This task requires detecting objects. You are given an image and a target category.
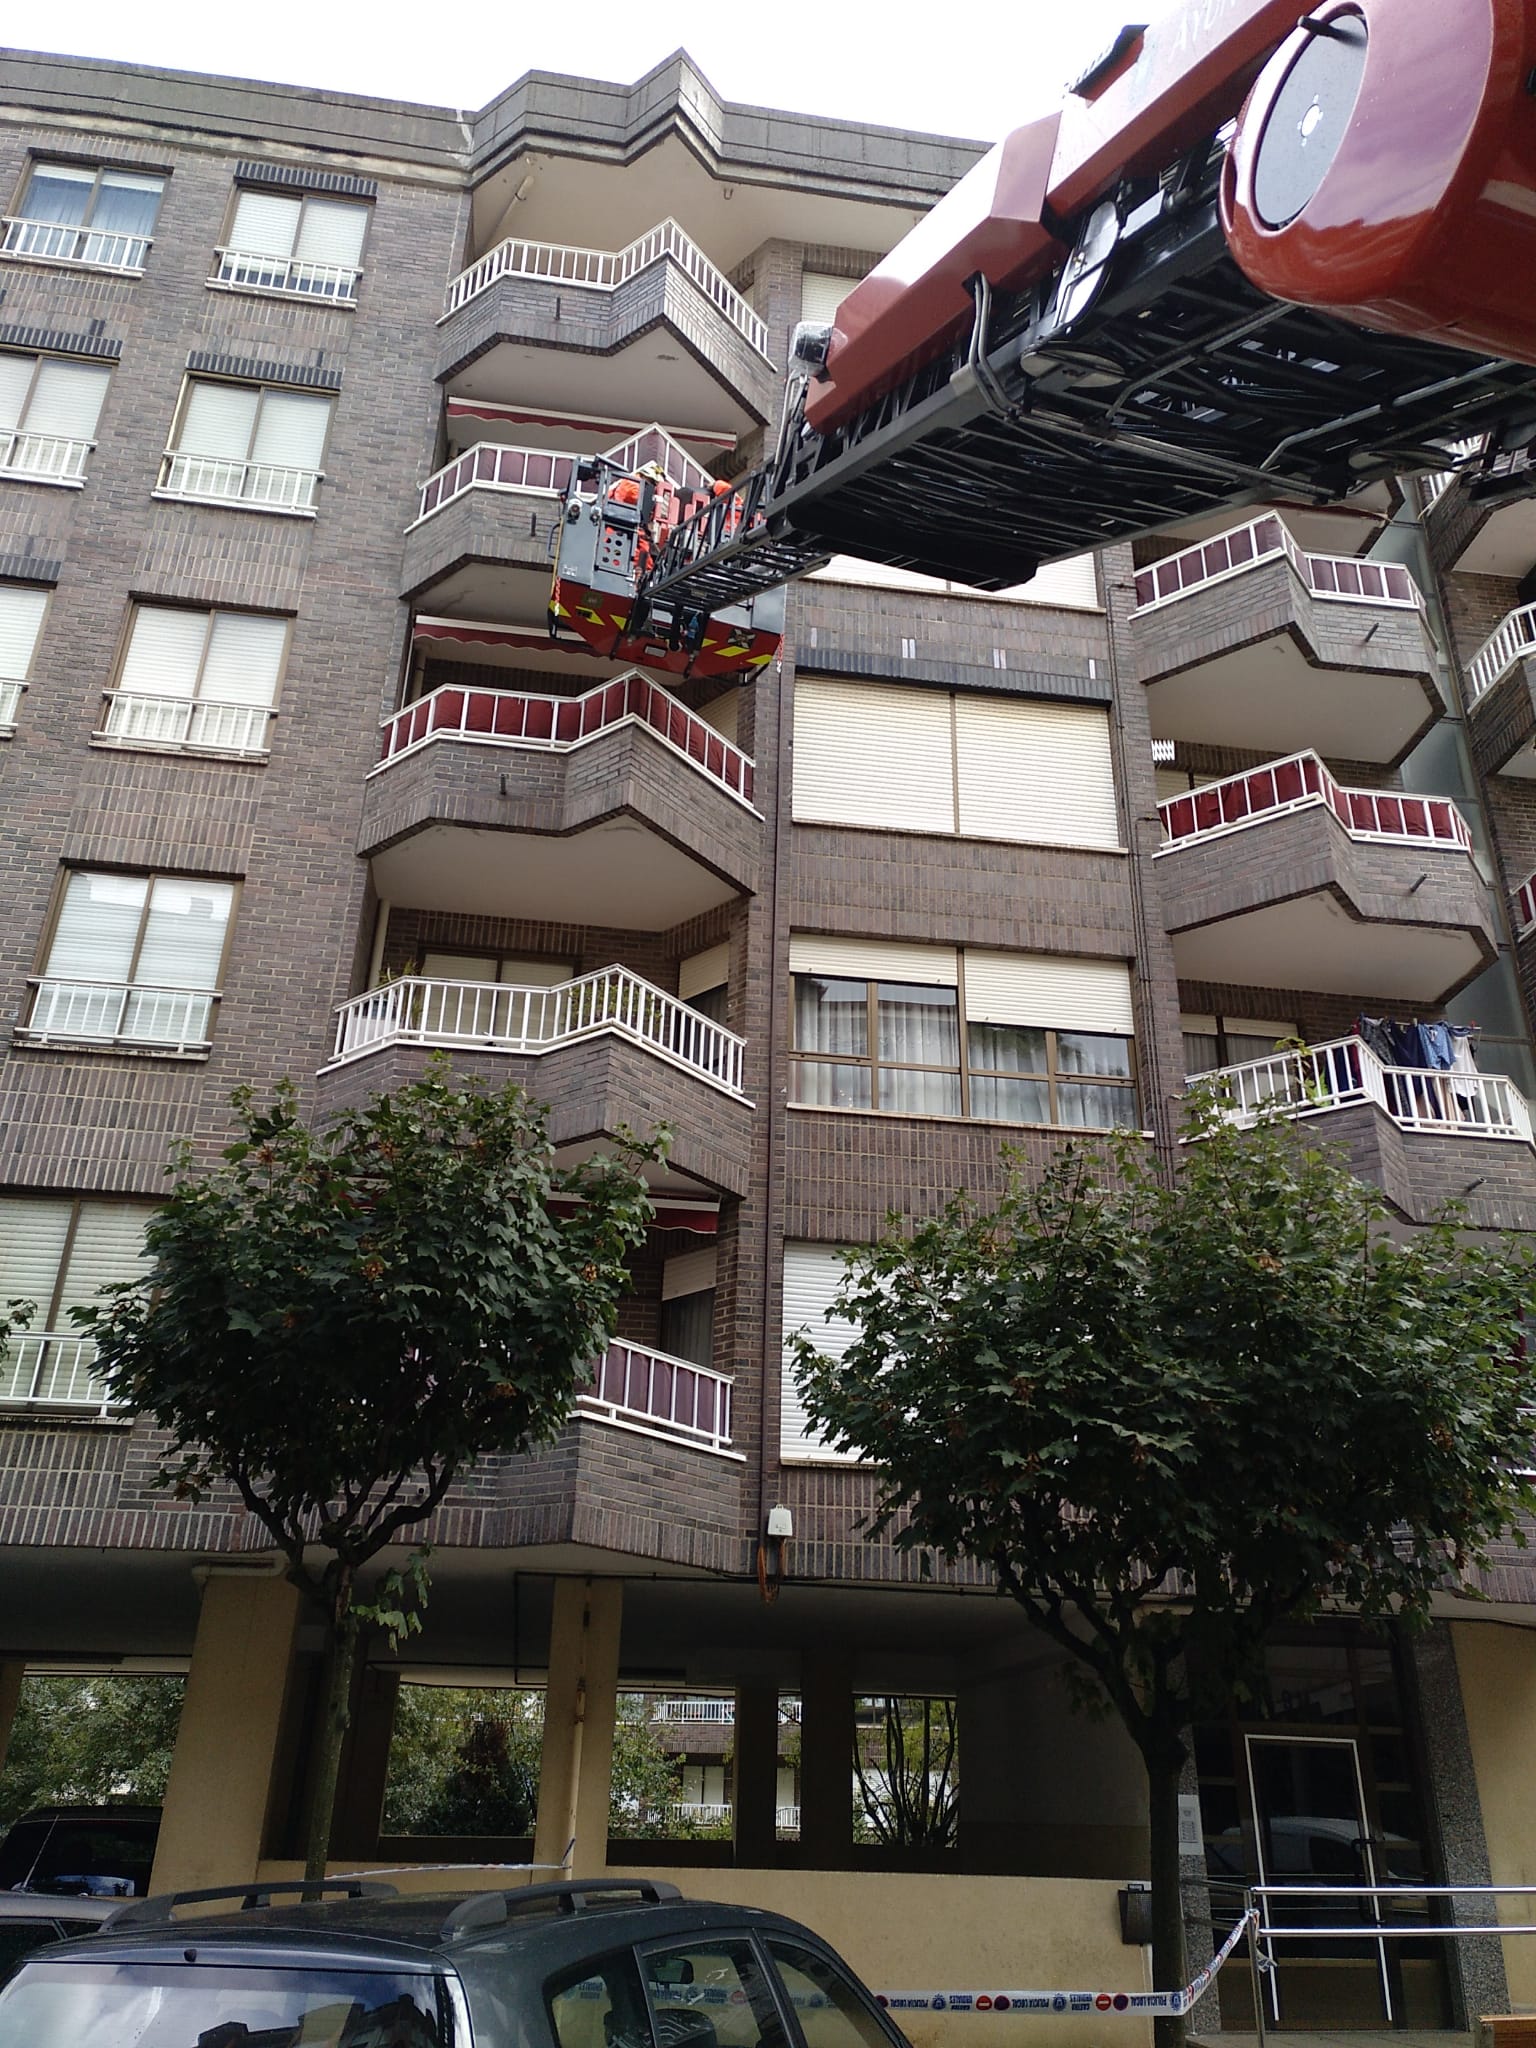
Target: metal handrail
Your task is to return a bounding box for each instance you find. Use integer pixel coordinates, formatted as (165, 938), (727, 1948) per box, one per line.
(212, 246), (359, 301)
(23, 978), (218, 1052)
(99, 692), (275, 754)
(0, 1331), (119, 1414)
(442, 216), (772, 360)
(1192, 1036), (1532, 1143)
(1, 215), (150, 270)
(374, 672), (755, 806)
(1157, 750), (1472, 853)
(0, 679), (23, 726)
(577, 1337), (734, 1452)
(158, 450), (320, 512)
(0, 430), (93, 482)
(413, 427), (719, 525)
(1132, 511), (1422, 613)
(328, 965), (748, 1098)
(1468, 602), (1536, 701)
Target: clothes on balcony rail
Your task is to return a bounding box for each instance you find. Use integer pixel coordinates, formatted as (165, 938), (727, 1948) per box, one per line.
(1356, 1015), (1485, 1123)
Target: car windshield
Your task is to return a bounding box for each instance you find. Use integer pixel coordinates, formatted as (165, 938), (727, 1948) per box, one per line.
(0, 1961), (447, 2047)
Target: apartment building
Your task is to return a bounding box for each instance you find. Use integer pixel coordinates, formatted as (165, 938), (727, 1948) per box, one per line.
(2, 39), (1536, 2035)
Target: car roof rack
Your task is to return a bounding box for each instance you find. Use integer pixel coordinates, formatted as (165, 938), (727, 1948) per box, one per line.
(442, 1878), (683, 1941)
(105, 1878), (399, 1926)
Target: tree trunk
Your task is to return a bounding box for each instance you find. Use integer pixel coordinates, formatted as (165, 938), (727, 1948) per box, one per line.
(303, 1611), (360, 1883)
(1147, 1742), (1189, 2048)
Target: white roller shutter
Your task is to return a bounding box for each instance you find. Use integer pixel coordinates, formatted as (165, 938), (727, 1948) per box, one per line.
(294, 199), (368, 269)
(662, 1246), (717, 1300)
(419, 953), (572, 986)
(793, 679), (954, 834)
(119, 608), (207, 699)
(780, 1242), (866, 1464)
(24, 361), (109, 439)
(995, 555), (1100, 609)
(697, 693), (738, 744)
(963, 951), (1135, 1034)
(56, 1202), (152, 1318)
(679, 944), (730, 1000)
(47, 871), (147, 981)
(228, 190), (301, 258)
(789, 935), (957, 986)
(800, 272), (851, 327)
(953, 698), (1120, 850)
(134, 878), (234, 989)
(252, 390), (331, 471)
(179, 381), (259, 459)
(0, 586), (47, 680)
(0, 1197), (73, 1313)
(0, 355), (34, 432)
(200, 613), (287, 706)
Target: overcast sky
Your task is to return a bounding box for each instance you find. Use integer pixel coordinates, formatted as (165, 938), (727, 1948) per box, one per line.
(13, 0), (1174, 143)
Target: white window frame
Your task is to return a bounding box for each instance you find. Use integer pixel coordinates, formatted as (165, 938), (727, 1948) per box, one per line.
(211, 186), (369, 305)
(2, 160), (163, 274)
(98, 604), (291, 757)
(156, 376), (333, 516)
(0, 1194), (153, 1414)
(0, 351), (111, 487)
(0, 581), (50, 732)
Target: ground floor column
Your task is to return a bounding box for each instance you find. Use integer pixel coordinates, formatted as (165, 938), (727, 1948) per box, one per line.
(1450, 1621), (1536, 2012)
(0, 1660), (24, 1776)
(533, 1577), (623, 1879)
(150, 1568), (303, 1895)
(732, 1680), (780, 1866)
(798, 1646), (854, 1866)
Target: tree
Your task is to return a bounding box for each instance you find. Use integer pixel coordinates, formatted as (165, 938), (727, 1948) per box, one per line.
(793, 1102), (1536, 2046)
(81, 1063), (662, 1879)
(853, 1695), (958, 1850)
(383, 1685), (543, 1838)
(0, 1676), (185, 1830)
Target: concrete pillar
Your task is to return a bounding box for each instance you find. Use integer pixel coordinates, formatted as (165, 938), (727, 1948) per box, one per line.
(150, 1569), (303, 1895)
(0, 1661), (24, 1777)
(732, 1680), (780, 1867)
(331, 1667), (400, 1859)
(1450, 1622), (1536, 2012)
(533, 1577), (622, 1879)
(798, 1647), (853, 1867)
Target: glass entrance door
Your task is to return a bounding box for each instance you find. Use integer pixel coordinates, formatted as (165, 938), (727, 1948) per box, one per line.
(1246, 1734), (1393, 2028)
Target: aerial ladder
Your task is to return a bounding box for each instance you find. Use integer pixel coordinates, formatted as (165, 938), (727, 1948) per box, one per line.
(552, 0), (1536, 679)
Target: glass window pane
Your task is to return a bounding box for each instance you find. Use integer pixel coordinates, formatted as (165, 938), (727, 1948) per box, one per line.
(793, 976), (867, 1057)
(967, 1021), (1047, 1075)
(878, 1067), (961, 1116)
(875, 981), (957, 1066)
(1057, 1082), (1138, 1129)
(46, 871), (146, 982)
(546, 1954), (653, 2048)
(90, 174), (162, 239)
(1225, 1032), (1289, 1066)
(764, 1942), (892, 2048)
(791, 1060), (872, 1111)
(1056, 1031), (1133, 1078)
(640, 1938), (788, 2048)
(21, 165), (92, 225)
(135, 879), (233, 989)
(1183, 1031), (1221, 1075)
(969, 1074), (1050, 1124)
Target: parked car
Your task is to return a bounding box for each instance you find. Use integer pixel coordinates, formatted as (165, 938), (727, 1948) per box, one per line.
(0, 1892), (121, 1985)
(0, 1805), (159, 1899)
(0, 1875), (908, 2048)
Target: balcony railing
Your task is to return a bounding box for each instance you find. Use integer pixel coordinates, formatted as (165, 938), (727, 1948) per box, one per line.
(2, 215), (149, 271)
(213, 247), (359, 301)
(328, 965), (747, 1097)
(577, 1338), (734, 1453)
(1, 430), (93, 483)
(23, 979), (217, 1051)
(442, 216), (772, 361)
(664, 1803), (732, 1826)
(1157, 751), (1472, 855)
(0, 1332), (118, 1414)
(1193, 1037), (1533, 1143)
(376, 673), (756, 806)
(658, 1698), (736, 1723)
(1467, 603), (1536, 702)
(0, 679), (22, 727)
(1132, 512), (1422, 613)
(98, 692), (274, 754)
(1516, 872), (1536, 937)
(413, 427), (718, 525)
(157, 450), (319, 512)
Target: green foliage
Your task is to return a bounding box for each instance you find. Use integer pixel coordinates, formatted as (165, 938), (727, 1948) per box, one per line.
(0, 1676), (184, 1830)
(383, 1687), (542, 1837)
(853, 1696), (958, 1850)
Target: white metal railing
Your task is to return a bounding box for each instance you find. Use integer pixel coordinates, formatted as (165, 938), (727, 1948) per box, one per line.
(2, 216), (150, 270)
(1132, 511), (1422, 613)
(157, 450), (319, 512)
(577, 1338), (735, 1452)
(658, 1698), (735, 1723)
(413, 426), (718, 525)
(1517, 870), (1536, 937)
(376, 672), (755, 805)
(24, 979), (217, 1051)
(213, 247), (359, 301)
(1193, 1036), (1533, 1142)
(664, 1803), (732, 1826)
(99, 692), (274, 754)
(328, 966), (747, 1097)
(1468, 602), (1536, 702)
(442, 216), (772, 360)
(0, 679), (22, 727)
(0, 1332), (118, 1414)
(1, 430), (93, 482)
(776, 1806), (801, 1832)
(1157, 750), (1472, 854)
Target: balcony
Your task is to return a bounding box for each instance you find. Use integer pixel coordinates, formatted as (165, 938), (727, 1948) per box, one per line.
(1194, 1039), (1536, 1228)
(1, 430), (92, 487)
(1424, 438), (1536, 576)
(1156, 754), (1495, 1000)
(1131, 515), (1440, 763)
(1, 215), (149, 272)
(155, 450), (319, 515)
(0, 1331), (117, 1416)
(19, 979), (217, 1053)
(211, 246), (358, 303)
(412, 427), (716, 527)
(361, 675), (760, 924)
(579, 1338), (736, 1457)
(95, 693), (274, 758)
(0, 678), (21, 731)
(1465, 605), (1536, 778)
(437, 219), (774, 441)
(317, 970), (752, 1197)
(1516, 871), (1536, 938)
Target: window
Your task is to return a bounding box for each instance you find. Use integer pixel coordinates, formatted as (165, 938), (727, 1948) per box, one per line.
(638, 1939), (787, 2048)
(792, 679), (1120, 849)
(1183, 1014), (1299, 1077)
(789, 938), (1138, 1129)
(4, 161), (162, 270)
(158, 378), (333, 512)
(101, 605), (288, 754)
(545, 1953), (653, 2048)
(763, 1941), (894, 2048)
(0, 352), (111, 483)
(660, 1247), (717, 1368)
(0, 1195), (151, 1408)
(27, 869), (235, 1051)
(215, 188), (368, 302)
(0, 583), (48, 730)
(781, 1243), (865, 1464)
(679, 942), (728, 1026)
(800, 271), (851, 327)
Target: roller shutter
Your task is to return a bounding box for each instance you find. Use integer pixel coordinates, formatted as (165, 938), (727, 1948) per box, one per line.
(780, 1242), (866, 1464)
(792, 679), (954, 833)
(963, 951), (1135, 1033)
(789, 935), (957, 986)
(953, 697), (1119, 849)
